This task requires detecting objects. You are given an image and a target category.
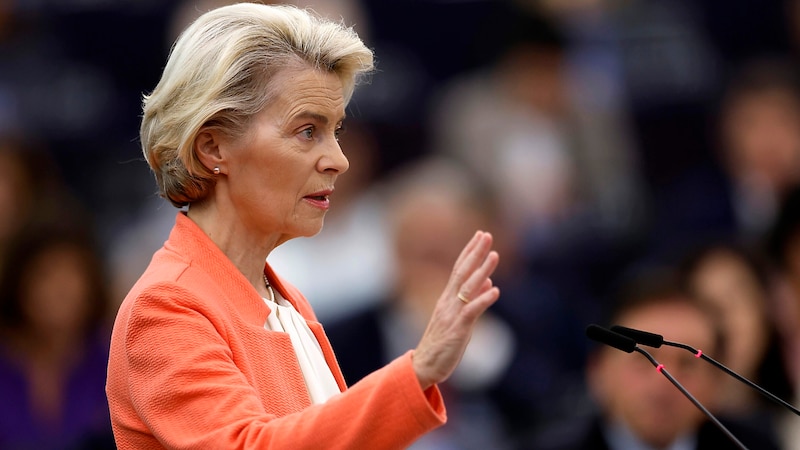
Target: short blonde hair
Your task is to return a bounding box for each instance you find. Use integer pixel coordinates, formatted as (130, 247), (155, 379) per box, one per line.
(141, 3), (374, 207)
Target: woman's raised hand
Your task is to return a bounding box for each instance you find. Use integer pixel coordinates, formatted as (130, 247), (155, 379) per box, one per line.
(412, 230), (501, 390)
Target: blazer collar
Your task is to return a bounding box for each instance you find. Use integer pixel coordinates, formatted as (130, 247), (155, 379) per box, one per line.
(165, 212), (275, 325)
(165, 212), (319, 325)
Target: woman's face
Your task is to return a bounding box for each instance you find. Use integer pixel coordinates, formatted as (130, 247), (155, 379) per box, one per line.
(217, 66), (349, 241)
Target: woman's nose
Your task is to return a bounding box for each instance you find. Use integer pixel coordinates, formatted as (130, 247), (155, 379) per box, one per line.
(319, 139), (349, 174)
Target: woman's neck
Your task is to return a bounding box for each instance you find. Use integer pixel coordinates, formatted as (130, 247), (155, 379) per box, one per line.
(187, 202), (277, 299)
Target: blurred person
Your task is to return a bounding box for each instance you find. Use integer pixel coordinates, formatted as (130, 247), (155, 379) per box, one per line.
(488, 242), (591, 441)
(429, 5), (645, 338)
(716, 59), (800, 239)
(430, 4), (644, 251)
(430, 10), (577, 247)
(0, 223), (114, 449)
(325, 156), (516, 449)
(528, 270), (781, 450)
(647, 58), (800, 260)
(766, 185), (800, 449)
(769, 186), (800, 380)
(680, 242), (792, 426)
(106, 4), (501, 449)
(325, 155), (591, 448)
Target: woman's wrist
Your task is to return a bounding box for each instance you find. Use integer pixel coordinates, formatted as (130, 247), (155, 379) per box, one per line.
(411, 350), (435, 391)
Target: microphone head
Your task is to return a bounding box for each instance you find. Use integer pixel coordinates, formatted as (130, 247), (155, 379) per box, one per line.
(611, 325), (664, 348)
(586, 324), (637, 353)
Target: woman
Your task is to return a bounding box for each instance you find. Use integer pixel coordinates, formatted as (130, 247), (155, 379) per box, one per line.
(105, 4), (501, 449)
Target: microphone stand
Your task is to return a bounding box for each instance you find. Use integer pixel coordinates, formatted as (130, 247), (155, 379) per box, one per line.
(662, 340), (800, 417)
(633, 346), (749, 450)
(587, 325), (750, 450)
(611, 324), (800, 417)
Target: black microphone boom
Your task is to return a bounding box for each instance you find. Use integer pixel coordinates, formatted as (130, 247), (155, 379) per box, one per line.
(586, 325), (749, 450)
(612, 324), (800, 417)
(611, 325), (664, 348)
(586, 324), (636, 353)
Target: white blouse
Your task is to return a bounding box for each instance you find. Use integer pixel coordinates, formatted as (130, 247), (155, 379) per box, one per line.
(262, 289), (341, 404)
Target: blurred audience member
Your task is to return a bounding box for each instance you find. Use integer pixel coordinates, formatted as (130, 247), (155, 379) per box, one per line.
(767, 185), (800, 449)
(680, 242), (792, 429)
(649, 58), (800, 260)
(325, 156), (516, 449)
(428, 6), (645, 336)
(0, 223), (114, 449)
(529, 270), (781, 450)
(430, 4), (644, 251)
(487, 242), (589, 441)
(769, 186), (800, 377)
(717, 59), (800, 239)
(428, 8), (569, 244)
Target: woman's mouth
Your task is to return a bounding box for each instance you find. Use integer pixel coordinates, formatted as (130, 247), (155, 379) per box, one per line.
(303, 190), (333, 210)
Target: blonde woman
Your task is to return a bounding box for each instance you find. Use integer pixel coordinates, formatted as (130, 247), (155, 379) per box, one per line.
(105, 3), (500, 449)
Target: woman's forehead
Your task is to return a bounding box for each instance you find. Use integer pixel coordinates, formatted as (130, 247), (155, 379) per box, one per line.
(266, 68), (345, 120)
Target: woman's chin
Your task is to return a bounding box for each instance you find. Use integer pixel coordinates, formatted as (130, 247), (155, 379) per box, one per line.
(293, 221), (325, 239)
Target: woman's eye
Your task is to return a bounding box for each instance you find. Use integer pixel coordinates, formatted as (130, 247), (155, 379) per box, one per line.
(301, 127), (314, 140)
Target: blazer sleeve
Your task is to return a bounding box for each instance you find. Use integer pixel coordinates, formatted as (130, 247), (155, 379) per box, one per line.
(118, 285), (446, 450)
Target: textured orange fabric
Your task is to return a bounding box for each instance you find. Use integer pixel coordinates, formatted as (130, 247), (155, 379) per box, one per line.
(106, 212), (446, 449)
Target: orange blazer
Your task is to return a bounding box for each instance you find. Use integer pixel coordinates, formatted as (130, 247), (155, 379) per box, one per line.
(106, 213), (446, 449)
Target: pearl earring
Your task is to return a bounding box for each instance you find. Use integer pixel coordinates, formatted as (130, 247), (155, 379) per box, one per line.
(213, 166), (220, 175)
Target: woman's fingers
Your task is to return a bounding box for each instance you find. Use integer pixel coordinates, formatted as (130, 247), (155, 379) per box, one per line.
(412, 230), (501, 389)
(453, 233), (499, 311)
(461, 277), (498, 307)
(452, 230), (484, 270)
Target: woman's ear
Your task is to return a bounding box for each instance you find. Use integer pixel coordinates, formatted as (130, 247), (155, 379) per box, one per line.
(194, 128), (224, 174)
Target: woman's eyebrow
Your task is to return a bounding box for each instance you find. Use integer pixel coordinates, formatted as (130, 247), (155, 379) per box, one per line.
(292, 111), (346, 125)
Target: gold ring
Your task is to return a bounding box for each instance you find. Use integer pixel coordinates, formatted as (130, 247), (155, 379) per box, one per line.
(457, 292), (470, 304)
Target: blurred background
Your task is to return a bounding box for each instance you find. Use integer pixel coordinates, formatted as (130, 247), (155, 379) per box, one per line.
(2, 0), (800, 448)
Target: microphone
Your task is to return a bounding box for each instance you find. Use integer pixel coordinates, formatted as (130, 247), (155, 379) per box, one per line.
(612, 325), (800, 417)
(586, 324), (636, 353)
(586, 324), (749, 450)
(610, 325), (663, 347)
